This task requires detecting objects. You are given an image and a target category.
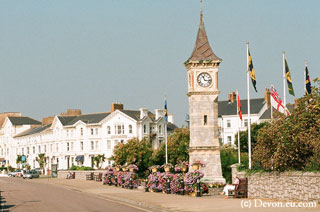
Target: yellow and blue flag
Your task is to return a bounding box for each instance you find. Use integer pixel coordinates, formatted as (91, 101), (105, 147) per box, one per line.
(248, 49), (257, 92)
(305, 66), (312, 95)
(284, 58), (295, 96)
(164, 98), (168, 124)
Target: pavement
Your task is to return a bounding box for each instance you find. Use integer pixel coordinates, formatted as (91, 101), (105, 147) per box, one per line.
(28, 178), (320, 212)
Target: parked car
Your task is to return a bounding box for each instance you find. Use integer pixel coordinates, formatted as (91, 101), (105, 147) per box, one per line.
(33, 168), (42, 175)
(8, 169), (23, 177)
(23, 170), (40, 179)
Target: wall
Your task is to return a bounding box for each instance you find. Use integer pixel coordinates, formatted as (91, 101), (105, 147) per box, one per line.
(248, 172), (320, 201)
(58, 170), (105, 180)
(231, 165), (320, 201)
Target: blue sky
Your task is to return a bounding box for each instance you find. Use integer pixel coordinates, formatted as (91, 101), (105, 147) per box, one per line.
(0, 0), (319, 126)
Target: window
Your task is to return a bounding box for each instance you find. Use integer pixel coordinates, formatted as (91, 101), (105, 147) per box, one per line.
(81, 128), (83, 136)
(91, 128), (94, 135)
(204, 115), (207, 125)
(107, 140), (111, 149)
(227, 136), (232, 143)
(114, 140), (118, 146)
(95, 128), (98, 135)
(120, 140), (124, 144)
(91, 141), (94, 150)
(22, 148), (24, 155)
(158, 125), (162, 134)
(67, 143), (70, 151)
(129, 125), (132, 134)
(38, 145), (41, 153)
(56, 143), (59, 152)
(244, 119), (248, 127)
(143, 125), (146, 134)
(159, 139), (163, 145)
(50, 144), (53, 152)
(150, 126), (152, 134)
(71, 142), (74, 151)
(107, 126), (111, 134)
(80, 141), (83, 151)
(66, 130), (69, 137)
(33, 146), (35, 154)
(227, 120), (231, 128)
(95, 141), (99, 150)
(44, 145), (47, 153)
(117, 125), (121, 134)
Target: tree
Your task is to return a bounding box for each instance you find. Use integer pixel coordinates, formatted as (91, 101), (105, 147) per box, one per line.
(235, 122), (268, 153)
(94, 154), (105, 169)
(16, 155), (23, 169)
(152, 128), (189, 166)
(110, 137), (153, 177)
(253, 78), (320, 171)
(36, 153), (46, 174)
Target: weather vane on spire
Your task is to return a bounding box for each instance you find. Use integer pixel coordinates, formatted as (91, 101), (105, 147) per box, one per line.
(200, 0), (203, 23)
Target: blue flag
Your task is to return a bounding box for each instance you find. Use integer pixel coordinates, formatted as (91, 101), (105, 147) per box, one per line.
(164, 99), (168, 124)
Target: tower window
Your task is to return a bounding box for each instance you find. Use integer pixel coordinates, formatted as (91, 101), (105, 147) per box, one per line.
(204, 115), (207, 125)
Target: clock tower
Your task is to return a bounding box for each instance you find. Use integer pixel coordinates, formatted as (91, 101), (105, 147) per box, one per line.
(184, 10), (225, 183)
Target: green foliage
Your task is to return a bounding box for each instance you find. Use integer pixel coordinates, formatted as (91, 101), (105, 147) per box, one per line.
(16, 155), (23, 167)
(110, 137), (154, 177)
(152, 128), (190, 166)
(36, 153), (46, 174)
(220, 145), (248, 183)
(253, 79), (320, 171)
(70, 165), (94, 171)
(235, 122), (268, 153)
(93, 154), (105, 169)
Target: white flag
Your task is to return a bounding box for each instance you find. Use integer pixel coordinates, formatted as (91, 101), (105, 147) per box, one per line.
(270, 85), (290, 116)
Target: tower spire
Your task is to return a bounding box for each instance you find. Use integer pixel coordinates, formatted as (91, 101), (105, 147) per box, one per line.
(185, 0), (221, 64)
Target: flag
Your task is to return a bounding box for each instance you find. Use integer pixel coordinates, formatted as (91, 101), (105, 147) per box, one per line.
(237, 92), (243, 120)
(248, 49), (257, 92)
(305, 66), (312, 95)
(164, 98), (168, 124)
(270, 85), (290, 116)
(284, 57), (295, 96)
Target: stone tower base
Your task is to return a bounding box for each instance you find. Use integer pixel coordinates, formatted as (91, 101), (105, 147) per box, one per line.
(189, 146), (226, 184)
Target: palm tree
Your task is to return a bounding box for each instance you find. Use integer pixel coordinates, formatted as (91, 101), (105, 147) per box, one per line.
(16, 155), (23, 169)
(94, 154), (105, 169)
(36, 153), (46, 175)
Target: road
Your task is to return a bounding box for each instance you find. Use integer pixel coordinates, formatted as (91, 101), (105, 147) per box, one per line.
(0, 177), (148, 212)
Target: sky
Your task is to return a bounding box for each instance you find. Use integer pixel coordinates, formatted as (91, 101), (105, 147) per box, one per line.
(0, 0), (319, 127)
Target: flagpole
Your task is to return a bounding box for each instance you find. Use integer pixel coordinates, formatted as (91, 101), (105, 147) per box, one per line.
(236, 89), (241, 164)
(304, 60), (307, 95)
(164, 96), (168, 164)
(246, 42), (251, 169)
(283, 51), (286, 107)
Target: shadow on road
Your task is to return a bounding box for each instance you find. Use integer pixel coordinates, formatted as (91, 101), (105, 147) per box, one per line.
(1, 195), (16, 212)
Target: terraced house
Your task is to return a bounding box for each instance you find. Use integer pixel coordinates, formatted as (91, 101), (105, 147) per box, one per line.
(0, 103), (176, 173)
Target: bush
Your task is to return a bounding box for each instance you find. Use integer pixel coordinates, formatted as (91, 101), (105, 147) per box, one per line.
(253, 78), (320, 171)
(70, 165), (94, 171)
(220, 145), (249, 183)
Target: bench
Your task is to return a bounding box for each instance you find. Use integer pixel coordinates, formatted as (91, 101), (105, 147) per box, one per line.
(86, 172), (94, 180)
(228, 178), (247, 198)
(94, 173), (103, 182)
(66, 172), (75, 179)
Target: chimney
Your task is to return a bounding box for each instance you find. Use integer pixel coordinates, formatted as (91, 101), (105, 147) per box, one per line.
(264, 88), (271, 108)
(60, 109), (82, 116)
(168, 114), (174, 124)
(140, 108), (148, 119)
(228, 93), (232, 103)
(231, 92), (236, 103)
(42, 116), (54, 126)
(111, 103), (124, 112)
(155, 109), (164, 120)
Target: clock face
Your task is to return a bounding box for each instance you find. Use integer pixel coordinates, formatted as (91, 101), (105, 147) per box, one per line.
(197, 72), (212, 87)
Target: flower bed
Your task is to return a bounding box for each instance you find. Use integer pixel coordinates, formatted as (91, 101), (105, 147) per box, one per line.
(102, 165), (140, 189)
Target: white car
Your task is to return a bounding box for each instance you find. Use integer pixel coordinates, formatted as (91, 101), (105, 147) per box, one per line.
(23, 170), (40, 179)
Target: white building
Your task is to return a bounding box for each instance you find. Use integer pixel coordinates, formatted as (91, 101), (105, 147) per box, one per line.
(218, 92), (271, 145)
(0, 103), (177, 172)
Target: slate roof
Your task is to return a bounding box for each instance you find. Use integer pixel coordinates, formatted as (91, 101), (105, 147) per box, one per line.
(60, 113), (110, 126)
(14, 124), (51, 138)
(120, 110), (155, 121)
(260, 107), (271, 120)
(218, 98), (266, 117)
(186, 13), (221, 63)
(167, 122), (178, 132)
(8, 117), (41, 126)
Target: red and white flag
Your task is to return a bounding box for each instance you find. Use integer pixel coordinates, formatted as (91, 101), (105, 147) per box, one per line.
(270, 85), (290, 116)
(237, 91), (243, 120)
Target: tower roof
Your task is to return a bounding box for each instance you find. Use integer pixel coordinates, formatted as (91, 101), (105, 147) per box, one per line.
(186, 13), (221, 63)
